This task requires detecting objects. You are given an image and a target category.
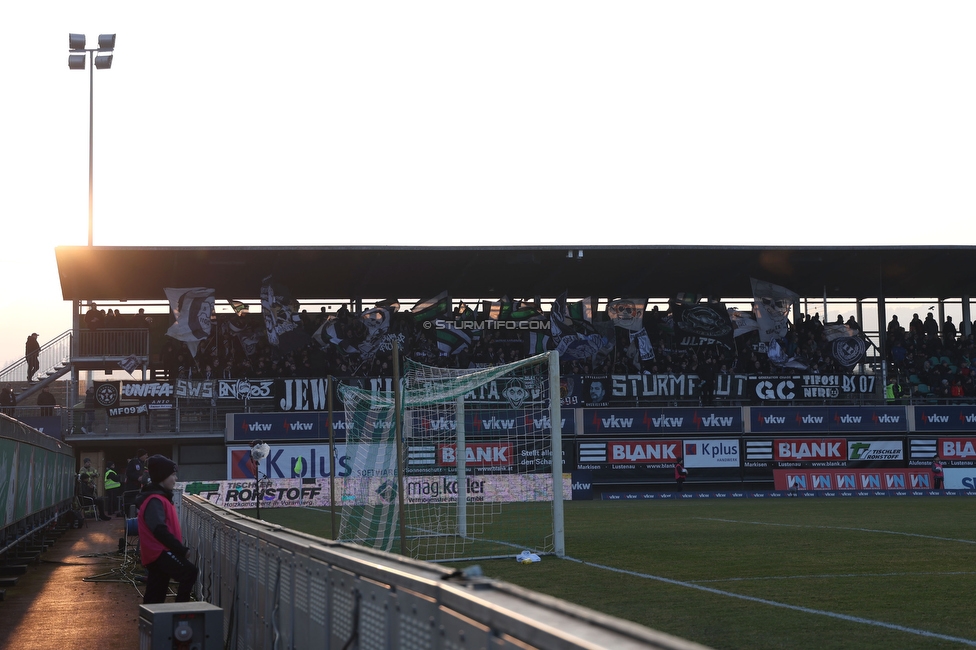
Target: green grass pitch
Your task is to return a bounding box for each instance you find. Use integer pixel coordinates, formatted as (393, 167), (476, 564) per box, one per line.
(240, 497), (976, 649)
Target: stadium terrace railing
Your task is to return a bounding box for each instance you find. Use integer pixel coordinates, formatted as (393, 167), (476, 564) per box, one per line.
(181, 494), (708, 650)
(44, 373), (968, 440)
(75, 327), (150, 359)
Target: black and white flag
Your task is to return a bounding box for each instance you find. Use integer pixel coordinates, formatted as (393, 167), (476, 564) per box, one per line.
(823, 323), (867, 368)
(164, 287), (215, 357)
(750, 278), (797, 343)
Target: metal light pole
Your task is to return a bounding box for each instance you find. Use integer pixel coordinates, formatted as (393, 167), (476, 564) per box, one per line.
(68, 33), (115, 246)
(68, 34), (115, 429)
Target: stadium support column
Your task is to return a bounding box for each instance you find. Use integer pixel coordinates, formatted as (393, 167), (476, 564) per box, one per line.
(963, 296), (972, 337)
(550, 351), (565, 558)
(877, 298), (887, 386)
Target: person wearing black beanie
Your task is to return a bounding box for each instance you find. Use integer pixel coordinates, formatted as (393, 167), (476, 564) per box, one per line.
(134, 455), (198, 603)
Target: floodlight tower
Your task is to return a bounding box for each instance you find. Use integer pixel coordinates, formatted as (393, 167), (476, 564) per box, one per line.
(68, 33), (115, 420)
(68, 33), (115, 247)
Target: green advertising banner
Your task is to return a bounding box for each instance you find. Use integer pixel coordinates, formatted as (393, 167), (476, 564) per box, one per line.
(0, 420), (74, 529)
(0, 438), (15, 528)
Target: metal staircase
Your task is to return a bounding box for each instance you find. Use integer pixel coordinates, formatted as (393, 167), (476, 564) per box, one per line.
(0, 331), (73, 398)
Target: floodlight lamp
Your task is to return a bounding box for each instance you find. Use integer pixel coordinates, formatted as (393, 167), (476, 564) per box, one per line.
(68, 54), (86, 71)
(94, 54), (113, 70)
(69, 34), (86, 51)
(97, 34), (116, 51)
(250, 440), (271, 463)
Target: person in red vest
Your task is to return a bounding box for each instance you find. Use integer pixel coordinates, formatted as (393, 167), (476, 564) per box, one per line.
(675, 457), (688, 492)
(136, 455), (198, 603)
(932, 456), (944, 490)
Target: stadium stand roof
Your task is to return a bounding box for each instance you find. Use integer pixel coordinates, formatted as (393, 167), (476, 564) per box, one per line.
(55, 245), (976, 302)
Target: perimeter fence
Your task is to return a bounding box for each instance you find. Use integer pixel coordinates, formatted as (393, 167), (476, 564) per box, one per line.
(181, 494), (706, 649)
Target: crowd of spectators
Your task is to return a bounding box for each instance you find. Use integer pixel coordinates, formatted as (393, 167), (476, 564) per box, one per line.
(85, 296), (976, 397)
(84, 303), (154, 330)
(886, 313), (976, 401)
(141, 304), (880, 381)
(87, 302), (976, 404)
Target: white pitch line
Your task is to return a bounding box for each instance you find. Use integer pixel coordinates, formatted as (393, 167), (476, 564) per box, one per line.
(564, 556), (976, 647)
(696, 517), (976, 545)
(691, 571), (976, 583)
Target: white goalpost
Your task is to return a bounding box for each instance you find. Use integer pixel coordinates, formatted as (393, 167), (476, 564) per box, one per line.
(336, 351), (565, 562)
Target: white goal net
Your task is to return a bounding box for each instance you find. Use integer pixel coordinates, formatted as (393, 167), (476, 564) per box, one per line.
(336, 351), (565, 562)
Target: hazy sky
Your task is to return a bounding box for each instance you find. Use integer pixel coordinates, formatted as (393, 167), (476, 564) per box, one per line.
(1, 2), (974, 368)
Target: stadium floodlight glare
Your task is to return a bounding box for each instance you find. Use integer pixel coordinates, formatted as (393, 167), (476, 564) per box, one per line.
(67, 33), (116, 247)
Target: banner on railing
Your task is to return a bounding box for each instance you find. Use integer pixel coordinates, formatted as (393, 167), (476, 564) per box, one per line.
(217, 378), (275, 400)
(175, 379), (215, 398)
(568, 373), (878, 404)
(750, 406), (907, 433)
(580, 407), (743, 435)
(228, 441), (564, 480)
(229, 408), (575, 442)
(773, 468), (933, 491)
(179, 474), (573, 509)
(576, 438), (740, 469)
(914, 406), (976, 432)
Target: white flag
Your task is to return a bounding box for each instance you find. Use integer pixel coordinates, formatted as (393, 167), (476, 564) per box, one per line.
(164, 287), (215, 357)
(750, 278), (797, 343)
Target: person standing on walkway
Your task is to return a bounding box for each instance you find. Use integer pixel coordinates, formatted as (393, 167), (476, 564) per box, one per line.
(82, 385), (96, 433)
(79, 457), (98, 484)
(136, 455), (198, 603)
(25, 333), (40, 382)
(0, 386), (16, 416)
(932, 456), (944, 490)
(675, 457), (688, 492)
(104, 461), (123, 516)
(37, 386), (57, 416)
